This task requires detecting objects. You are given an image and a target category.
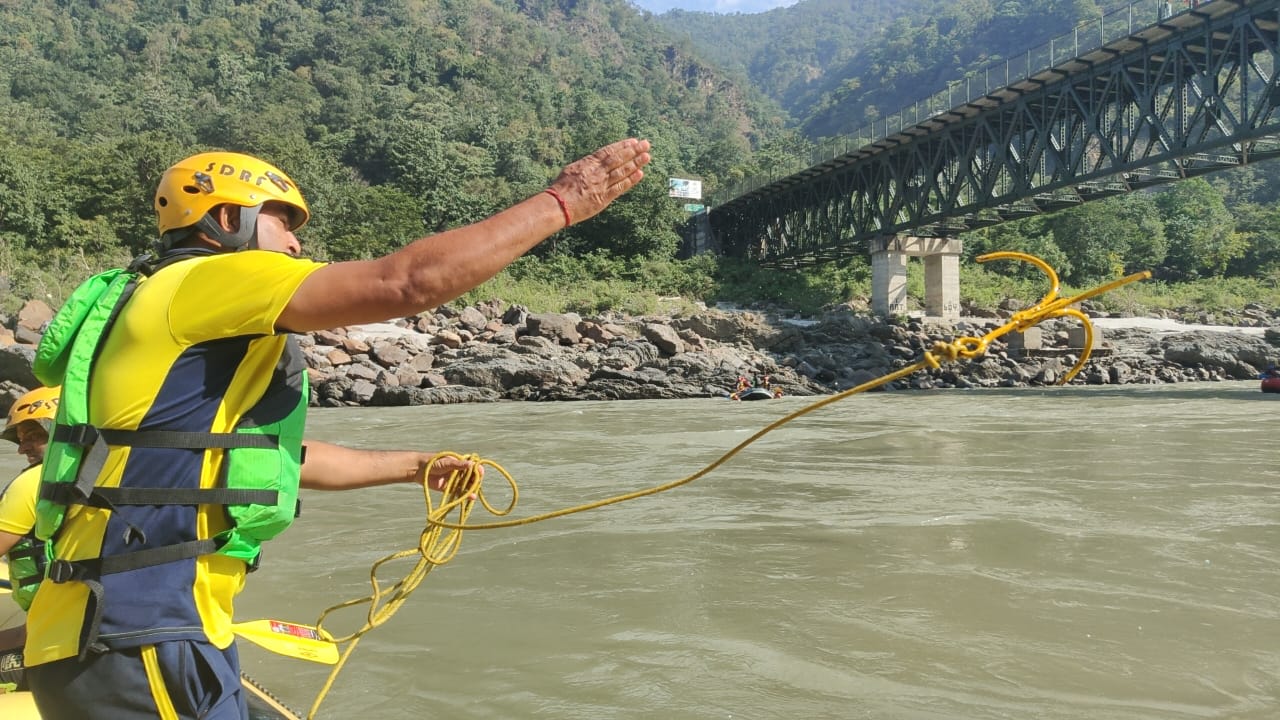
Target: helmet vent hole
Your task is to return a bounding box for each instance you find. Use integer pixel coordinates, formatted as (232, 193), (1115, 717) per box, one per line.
(181, 184), (203, 195)
(157, 197), (169, 208)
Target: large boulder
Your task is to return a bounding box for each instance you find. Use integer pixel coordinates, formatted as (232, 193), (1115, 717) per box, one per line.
(525, 313), (581, 346)
(443, 355), (588, 391)
(370, 385), (500, 405)
(0, 345), (38, 388)
(1161, 331), (1274, 379)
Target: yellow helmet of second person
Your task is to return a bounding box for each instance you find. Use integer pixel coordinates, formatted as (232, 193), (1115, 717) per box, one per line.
(2, 385), (60, 444)
(153, 151), (310, 251)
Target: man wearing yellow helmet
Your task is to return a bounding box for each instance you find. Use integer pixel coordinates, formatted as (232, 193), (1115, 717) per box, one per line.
(23, 138), (650, 719)
(0, 385), (58, 551)
(0, 386), (60, 689)
(0, 386), (58, 603)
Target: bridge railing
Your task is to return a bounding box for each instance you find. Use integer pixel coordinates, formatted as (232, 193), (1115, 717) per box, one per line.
(709, 0), (1204, 207)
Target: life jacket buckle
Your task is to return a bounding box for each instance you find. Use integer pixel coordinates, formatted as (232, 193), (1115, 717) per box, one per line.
(58, 423), (100, 447)
(47, 559), (82, 584)
(126, 253), (155, 275)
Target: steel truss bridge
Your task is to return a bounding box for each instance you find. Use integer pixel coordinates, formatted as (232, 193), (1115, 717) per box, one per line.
(705, 0), (1280, 268)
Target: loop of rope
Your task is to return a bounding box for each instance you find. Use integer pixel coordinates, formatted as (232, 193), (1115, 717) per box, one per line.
(299, 253), (1150, 718)
(305, 454), (507, 718)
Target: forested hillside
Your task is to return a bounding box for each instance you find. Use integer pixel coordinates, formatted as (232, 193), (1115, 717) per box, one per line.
(0, 0), (799, 305)
(5, 0), (1280, 316)
(799, 0), (1107, 137)
(649, 0), (912, 120)
(653, 0), (1118, 135)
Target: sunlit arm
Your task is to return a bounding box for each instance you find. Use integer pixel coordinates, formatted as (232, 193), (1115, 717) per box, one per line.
(298, 440), (476, 493)
(276, 138), (650, 333)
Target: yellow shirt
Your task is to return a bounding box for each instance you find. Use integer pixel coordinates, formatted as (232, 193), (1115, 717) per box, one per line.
(0, 465), (39, 536)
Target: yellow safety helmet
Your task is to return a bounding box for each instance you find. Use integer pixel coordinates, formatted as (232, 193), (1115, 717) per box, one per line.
(2, 385), (60, 444)
(154, 151), (310, 251)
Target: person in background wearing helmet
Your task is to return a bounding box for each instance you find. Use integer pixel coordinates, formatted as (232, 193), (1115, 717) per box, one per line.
(0, 386), (58, 595)
(0, 386), (60, 686)
(23, 138), (650, 719)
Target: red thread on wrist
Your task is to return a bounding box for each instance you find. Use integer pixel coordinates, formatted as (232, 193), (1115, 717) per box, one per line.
(544, 188), (572, 228)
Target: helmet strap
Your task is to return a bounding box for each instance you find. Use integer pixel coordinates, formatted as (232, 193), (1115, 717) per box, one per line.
(192, 204), (264, 251)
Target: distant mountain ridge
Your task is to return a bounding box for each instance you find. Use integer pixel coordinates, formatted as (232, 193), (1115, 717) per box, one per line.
(630, 0), (799, 14)
(650, 0), (914, 125)
(650, 0), (1131, 138)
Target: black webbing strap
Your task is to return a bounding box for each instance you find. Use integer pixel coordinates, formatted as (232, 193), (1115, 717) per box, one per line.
(102, 429), (278, 450)
(50, 539), (220, 579)
(53, 425), (279, 451)
(46, 539), (220, 661)
(50, 424), (280, 517)
(40, 484), (278, 508)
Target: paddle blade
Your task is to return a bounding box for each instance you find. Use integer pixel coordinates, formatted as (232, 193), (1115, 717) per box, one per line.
(232, 620), (339, 665)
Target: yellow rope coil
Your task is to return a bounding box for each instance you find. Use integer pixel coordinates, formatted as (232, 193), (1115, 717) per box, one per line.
(302, 252), (1150, 717)
(306, 456), (503, 718)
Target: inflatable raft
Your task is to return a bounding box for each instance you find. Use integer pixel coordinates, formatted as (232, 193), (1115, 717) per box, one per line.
(729, 385), (779, 401)
(0, 563), (301, 719)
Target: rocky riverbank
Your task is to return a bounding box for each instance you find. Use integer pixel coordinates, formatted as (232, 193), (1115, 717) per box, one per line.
(3, 297), (1279, 408)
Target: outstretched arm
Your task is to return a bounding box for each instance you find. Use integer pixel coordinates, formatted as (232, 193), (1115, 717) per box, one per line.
(299, 440), (480, 493)
(278, 138), (651, 333)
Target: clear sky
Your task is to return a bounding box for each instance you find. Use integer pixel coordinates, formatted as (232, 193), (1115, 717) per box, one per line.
(630, 0), (798, 14)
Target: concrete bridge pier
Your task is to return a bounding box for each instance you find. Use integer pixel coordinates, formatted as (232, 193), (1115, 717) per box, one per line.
(870, 236), (963, 319)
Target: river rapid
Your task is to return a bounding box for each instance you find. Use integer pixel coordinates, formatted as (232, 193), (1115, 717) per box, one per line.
(4, 383), (1277, 719)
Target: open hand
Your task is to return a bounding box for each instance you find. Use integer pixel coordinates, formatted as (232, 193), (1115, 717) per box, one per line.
(549, 138), (651, 225)
(419, 453), (484, 496)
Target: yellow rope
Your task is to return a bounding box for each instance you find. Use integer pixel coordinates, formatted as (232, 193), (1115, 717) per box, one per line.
(302, 253), (1149, 717)
(305, 457), (504, 718)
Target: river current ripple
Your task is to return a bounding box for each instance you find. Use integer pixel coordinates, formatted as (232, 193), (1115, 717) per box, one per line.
(6, 383), (1275, 718)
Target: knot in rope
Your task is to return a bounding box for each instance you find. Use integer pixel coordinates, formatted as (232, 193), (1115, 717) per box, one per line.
(968, 252), (1150, 384)
(926, 336), (988, 368)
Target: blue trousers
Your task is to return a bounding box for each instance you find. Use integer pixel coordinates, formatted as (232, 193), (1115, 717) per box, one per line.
(27, 640), (248, 720)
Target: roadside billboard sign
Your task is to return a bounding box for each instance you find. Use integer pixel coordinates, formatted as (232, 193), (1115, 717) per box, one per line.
(668, 178), (702, 200)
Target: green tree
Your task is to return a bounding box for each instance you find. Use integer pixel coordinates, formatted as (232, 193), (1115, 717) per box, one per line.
(1227, 202), (1280, 279)
(963, 215), (1070, 280)
(0, 141), (53, 243)
(322, 184), (427, 260)
(1049, 199), (1144, 284)
(1155, 179), (1241, 279)
(1113, 193), (1167, 275)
